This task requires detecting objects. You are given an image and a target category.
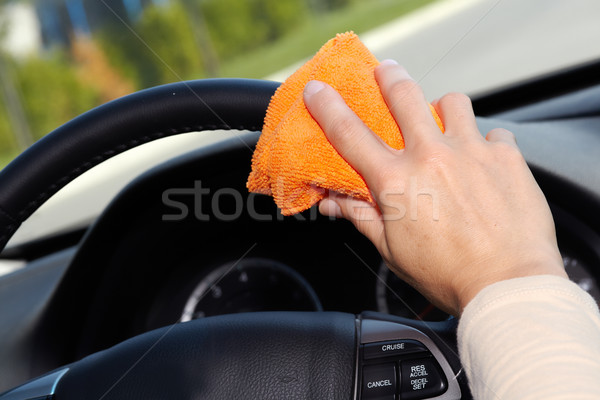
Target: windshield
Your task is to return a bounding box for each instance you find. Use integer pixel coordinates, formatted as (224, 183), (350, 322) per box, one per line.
(0, 0), (599, 250)
(1, 0), (600, 169)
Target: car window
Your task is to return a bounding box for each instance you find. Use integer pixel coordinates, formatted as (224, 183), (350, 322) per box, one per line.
(1, 0), (599, 169)
(0, 0), (432, 168)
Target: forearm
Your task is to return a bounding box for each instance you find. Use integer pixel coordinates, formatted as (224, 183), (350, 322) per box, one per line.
(458, 275), (600, 399)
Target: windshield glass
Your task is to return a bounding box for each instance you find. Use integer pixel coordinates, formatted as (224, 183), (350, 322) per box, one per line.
(1, 0), (600, 169)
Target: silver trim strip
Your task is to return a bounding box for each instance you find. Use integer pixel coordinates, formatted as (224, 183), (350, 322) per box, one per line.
(361, 319), (461, 400)
(0, 368), (69, 400)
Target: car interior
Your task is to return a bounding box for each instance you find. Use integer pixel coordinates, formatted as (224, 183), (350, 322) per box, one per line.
(0, 57), (599, 399)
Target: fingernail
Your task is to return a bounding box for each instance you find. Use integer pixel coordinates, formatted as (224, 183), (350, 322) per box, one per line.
(378, 60), (413, 80)
(380, 59), (398, 66)
(304, 80), (326, 96)
(398, 65), (413, 79)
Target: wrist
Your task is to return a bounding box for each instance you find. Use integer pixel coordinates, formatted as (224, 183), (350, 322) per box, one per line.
(455, 253), (567, 315)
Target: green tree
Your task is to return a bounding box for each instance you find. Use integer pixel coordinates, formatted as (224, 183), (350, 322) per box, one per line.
(200, 0), (262, 60)
(0, 52), (32, 154)
(97, 0), (309, 84)
(0, 99), (18, 157)
(259, 0), (310, 40)
(98, 2), (205, 89)
(136, 2), (206, 84)
(201, 0), (308, 60)
(0, 5), (29, 160)
(15, 52), (101, 140)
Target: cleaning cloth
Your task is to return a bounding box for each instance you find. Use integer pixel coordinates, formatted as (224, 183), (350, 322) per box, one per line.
(247, 32), (444, 215)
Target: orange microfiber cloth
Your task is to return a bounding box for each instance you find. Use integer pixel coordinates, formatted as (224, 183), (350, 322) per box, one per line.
(247, 32), (444, 215)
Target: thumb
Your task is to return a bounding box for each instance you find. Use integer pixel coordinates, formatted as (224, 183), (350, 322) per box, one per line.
(319, 194), (386, 250)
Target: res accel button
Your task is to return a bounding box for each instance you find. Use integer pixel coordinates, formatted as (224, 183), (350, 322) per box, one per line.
(362, 363), (397, 399)
(363, 339), (428, 360)
(400, 358), (447, 400)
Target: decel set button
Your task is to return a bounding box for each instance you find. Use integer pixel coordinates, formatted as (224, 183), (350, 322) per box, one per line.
(400, 358), (447, 400)
(362, 363), (396, 399)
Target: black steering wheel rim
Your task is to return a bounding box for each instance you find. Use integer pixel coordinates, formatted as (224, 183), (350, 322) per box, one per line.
(0, 78), (280, 251)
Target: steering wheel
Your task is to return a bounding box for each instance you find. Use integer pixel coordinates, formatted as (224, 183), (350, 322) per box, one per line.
(0, 79), (467, 400)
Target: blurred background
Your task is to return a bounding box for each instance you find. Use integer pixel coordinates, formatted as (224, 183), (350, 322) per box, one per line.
(0, 0), (438, 168)
(2, 0), (600, 169)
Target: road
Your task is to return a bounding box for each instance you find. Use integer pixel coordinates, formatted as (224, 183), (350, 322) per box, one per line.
(269, 0), (600, 98)
(362, 0), (600, 99)
(4, 0), (600, 257)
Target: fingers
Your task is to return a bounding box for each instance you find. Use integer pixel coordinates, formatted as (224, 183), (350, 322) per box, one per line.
(319, 197), (342, 218)
(304, 80), (393, 185)
(432, 93), (480, 139)
(319, 194), (385, 247)
(375, 61), (441, 146)
(486, 128), (518, 147)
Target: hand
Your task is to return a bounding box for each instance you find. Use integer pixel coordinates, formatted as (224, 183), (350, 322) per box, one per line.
(303, 60), (567, 316)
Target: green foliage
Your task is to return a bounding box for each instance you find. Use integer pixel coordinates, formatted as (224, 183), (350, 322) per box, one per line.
(221, 0), (438, 79)
(97, 0), (308, 85)
(311, 0), (353, 12)
(200, 0), (257, 60)
(98, 2), (205, 88)
(135, 2), (206, 84)
(0, 100), (17, 155)
(96, 29), (147, 88)
(258, 0), (310, 40)
(201, 0), (308, 59)
(1, 0), (436, 168)
(0, 50), (101, 167)
(14, 52), (101, 140)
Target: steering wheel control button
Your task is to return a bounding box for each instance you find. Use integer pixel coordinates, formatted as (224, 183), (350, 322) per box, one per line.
(363, 339), (428, 360)
(362, 363), (397, 399)
(400, 358), (447, 400)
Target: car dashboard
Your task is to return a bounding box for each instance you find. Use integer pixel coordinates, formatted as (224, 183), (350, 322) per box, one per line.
(1, 64), (600, 394)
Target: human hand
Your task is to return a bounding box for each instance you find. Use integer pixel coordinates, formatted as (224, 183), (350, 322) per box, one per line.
(303, 60), (567, 316)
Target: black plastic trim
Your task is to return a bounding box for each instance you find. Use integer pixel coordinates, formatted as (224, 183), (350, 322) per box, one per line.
(472, 59), (600, 116)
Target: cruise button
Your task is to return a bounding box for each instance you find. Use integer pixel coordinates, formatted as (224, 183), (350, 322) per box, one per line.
(400, 358), (447, 400)
(363, 340), (428, 360)
(362, 363), (397, 399)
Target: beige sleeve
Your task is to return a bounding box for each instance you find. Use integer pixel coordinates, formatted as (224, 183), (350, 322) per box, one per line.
(458, 275), (600, 400)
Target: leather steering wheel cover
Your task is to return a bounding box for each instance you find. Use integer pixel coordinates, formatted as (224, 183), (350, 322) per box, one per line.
(0, 78), (279, 250)
(55, 312), (356, 400)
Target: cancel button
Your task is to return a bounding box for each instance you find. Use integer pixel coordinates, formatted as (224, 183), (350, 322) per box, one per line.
(362, 363), (396, 399)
